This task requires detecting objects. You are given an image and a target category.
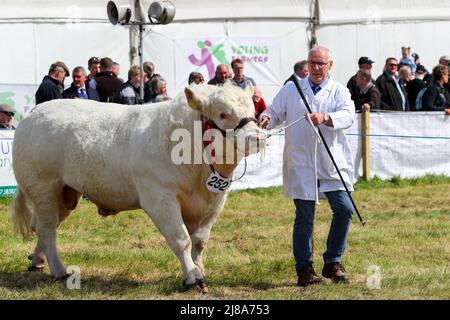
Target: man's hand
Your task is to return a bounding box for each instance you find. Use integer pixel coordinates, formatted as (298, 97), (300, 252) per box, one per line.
(310, 112), (325, 126)
(445, 108), (450, 116)
(361, 103), (371, 111)
(259, 115), (271, 129)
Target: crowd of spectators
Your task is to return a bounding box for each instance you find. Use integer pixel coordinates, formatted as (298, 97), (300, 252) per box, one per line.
(346, 47), (450, 115)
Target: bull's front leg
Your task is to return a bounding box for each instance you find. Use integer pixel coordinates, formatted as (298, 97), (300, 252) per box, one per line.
(190, 221), (215, 278)
(140, 195), (208, 293)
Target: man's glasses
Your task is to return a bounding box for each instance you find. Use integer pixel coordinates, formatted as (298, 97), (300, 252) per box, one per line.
(308, 60), (330, 69)
(388, 63), (398, 68)
(1, 111), (15, 117)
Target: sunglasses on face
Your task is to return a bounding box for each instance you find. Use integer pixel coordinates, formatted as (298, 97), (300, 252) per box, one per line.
(389, 63), (398, 67)
(1, 111), (14, 117)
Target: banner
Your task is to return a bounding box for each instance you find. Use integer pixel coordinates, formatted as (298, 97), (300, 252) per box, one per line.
(0, 130), (16, 197)
(0, 83), (38, 127)
(175, 37), (281, 89)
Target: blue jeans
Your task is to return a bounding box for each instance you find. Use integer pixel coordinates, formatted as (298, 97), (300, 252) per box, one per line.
(293, 190), (353, 274)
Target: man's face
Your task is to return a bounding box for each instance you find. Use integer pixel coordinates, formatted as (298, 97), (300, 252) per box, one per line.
(216, 66), (229, 83)
(385, 59), (398, 76)
(72, 71), (86, 88)
(112, 65), (120, 77)
(130, 73), (141, 88)
(359, 63), (372, 72)
(89, 63), (100, 76)
(295, 65), (309, 79)
(355, 73), (367, 89)
(308, 50), (333, 85)
(232, 62), (244, 79)
(0, 111), (14, 128)
(53, 69), (66, 83)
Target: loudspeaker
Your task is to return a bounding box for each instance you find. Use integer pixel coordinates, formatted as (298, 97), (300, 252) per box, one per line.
(107, 1), (132, 25)
(148, 1), (176, 25)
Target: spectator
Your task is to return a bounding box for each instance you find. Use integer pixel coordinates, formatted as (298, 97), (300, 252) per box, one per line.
(143, 61), (161, 102)
(347, 56), (375, 108)
(35, 61), (70, 105)
(63, 66), (90, 100)
(207, 64), (230, 86)
(86, 56), (101, 101)
(375, 57), (409, 111)
(252, 87), (267, 119)
(231, 58), (256, 89)
(0, 104), (16, 129)
(398, 65), (412, 96)
(355, 69), (380, 111)
(95, 57), (123, 102)
(188, 72), (204, 85)
(284, 60), (309, 85)
(149, 77), (170, 103)
(406, 64), (427, 109)
(422, 64), (450, 113)
(112, 61), (124, 82)
(399, 46), (416, 73)
(439, 55), (450, 100)
(113, 65), (141, 105)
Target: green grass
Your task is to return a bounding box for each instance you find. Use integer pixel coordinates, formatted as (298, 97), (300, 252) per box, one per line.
(0, 176), (449, 299)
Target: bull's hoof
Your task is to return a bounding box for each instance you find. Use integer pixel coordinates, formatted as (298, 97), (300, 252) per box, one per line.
(183, 278), (209, 294)
(27, 265), (44, 272)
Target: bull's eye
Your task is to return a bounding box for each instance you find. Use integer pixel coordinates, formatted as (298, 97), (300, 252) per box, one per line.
(220, 113), (229, 120)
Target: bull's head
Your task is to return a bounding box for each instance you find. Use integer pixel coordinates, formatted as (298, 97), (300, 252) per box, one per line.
(185, 82), (266, 164)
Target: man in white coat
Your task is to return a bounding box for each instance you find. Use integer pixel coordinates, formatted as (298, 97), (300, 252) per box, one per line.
(260, 46), (355, 287)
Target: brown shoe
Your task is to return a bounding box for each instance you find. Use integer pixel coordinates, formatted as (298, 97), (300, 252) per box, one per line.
(322, 262), (349, 284)
(297, 265), (325, 287)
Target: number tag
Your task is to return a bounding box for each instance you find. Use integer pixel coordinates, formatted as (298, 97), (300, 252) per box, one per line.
(206, 171), (232, 193)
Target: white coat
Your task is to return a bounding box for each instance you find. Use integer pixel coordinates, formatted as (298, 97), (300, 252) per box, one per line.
(263, 76), (355, 201)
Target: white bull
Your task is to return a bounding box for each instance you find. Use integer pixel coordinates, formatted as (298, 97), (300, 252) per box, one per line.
(11, 83), (265, 292)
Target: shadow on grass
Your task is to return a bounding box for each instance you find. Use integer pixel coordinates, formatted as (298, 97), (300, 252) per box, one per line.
(0, 270), (288, 297)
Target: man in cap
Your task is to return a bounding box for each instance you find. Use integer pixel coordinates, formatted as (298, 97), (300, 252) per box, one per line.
(35, 61), (70, 105)
(347, 56), (375, 109)
(406, 64), (427, 109)
(0, 104), (16, 129)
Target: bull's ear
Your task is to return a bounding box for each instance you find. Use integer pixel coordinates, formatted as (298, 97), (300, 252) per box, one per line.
(185, 87), (209, 111)
(245, 81), (254, 97)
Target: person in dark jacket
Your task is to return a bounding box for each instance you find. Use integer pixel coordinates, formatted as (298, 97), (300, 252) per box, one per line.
(95, 57), (123, 102)
(375, 57), (409, 111)
(355, 69), (380, 111)
(347, 56), (375, 108)
(63, 66), (91, 100)
(406, 64), (427, 110)
(35, 61), (70, 105)
(113, 65), (141, 105)
(422, 64), (450, 113)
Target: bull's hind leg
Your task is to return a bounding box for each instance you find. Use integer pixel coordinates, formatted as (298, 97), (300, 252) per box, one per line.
(140, 195), (208, 293)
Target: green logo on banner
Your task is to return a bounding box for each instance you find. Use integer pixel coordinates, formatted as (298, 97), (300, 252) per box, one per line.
(0, 186), (16, 198)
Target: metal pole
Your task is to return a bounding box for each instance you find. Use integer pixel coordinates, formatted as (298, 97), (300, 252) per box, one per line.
(138, 23), (144, 103)
(289, 75), (365, 226)
(362, 109), (371, 180)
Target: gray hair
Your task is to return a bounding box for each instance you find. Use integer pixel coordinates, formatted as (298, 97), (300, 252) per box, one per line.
(308, 46), (332, 61)
(72, 66), (86, 75)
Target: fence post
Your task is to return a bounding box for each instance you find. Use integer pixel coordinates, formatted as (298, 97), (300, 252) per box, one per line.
(362, 109), (371, 180)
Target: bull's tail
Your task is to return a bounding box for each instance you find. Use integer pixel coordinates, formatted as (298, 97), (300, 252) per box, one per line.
(10, 187), (33, 240)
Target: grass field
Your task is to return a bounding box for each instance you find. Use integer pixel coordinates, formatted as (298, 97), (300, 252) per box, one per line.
(0, 176), (449, 300)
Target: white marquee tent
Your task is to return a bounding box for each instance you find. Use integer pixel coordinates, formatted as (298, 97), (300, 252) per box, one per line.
(1, 0), (450, 111)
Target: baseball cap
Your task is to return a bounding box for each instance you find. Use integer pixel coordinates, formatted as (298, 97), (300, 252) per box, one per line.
(439, 55), (450, 64)
(415, 64), (426, 74)
(358, 56), (375, 65)
(0, 104), (16, 113)
(50, 61), (70, 77)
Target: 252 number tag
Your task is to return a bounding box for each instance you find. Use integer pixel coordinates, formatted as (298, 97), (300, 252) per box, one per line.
(206, 171), (231, 193)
